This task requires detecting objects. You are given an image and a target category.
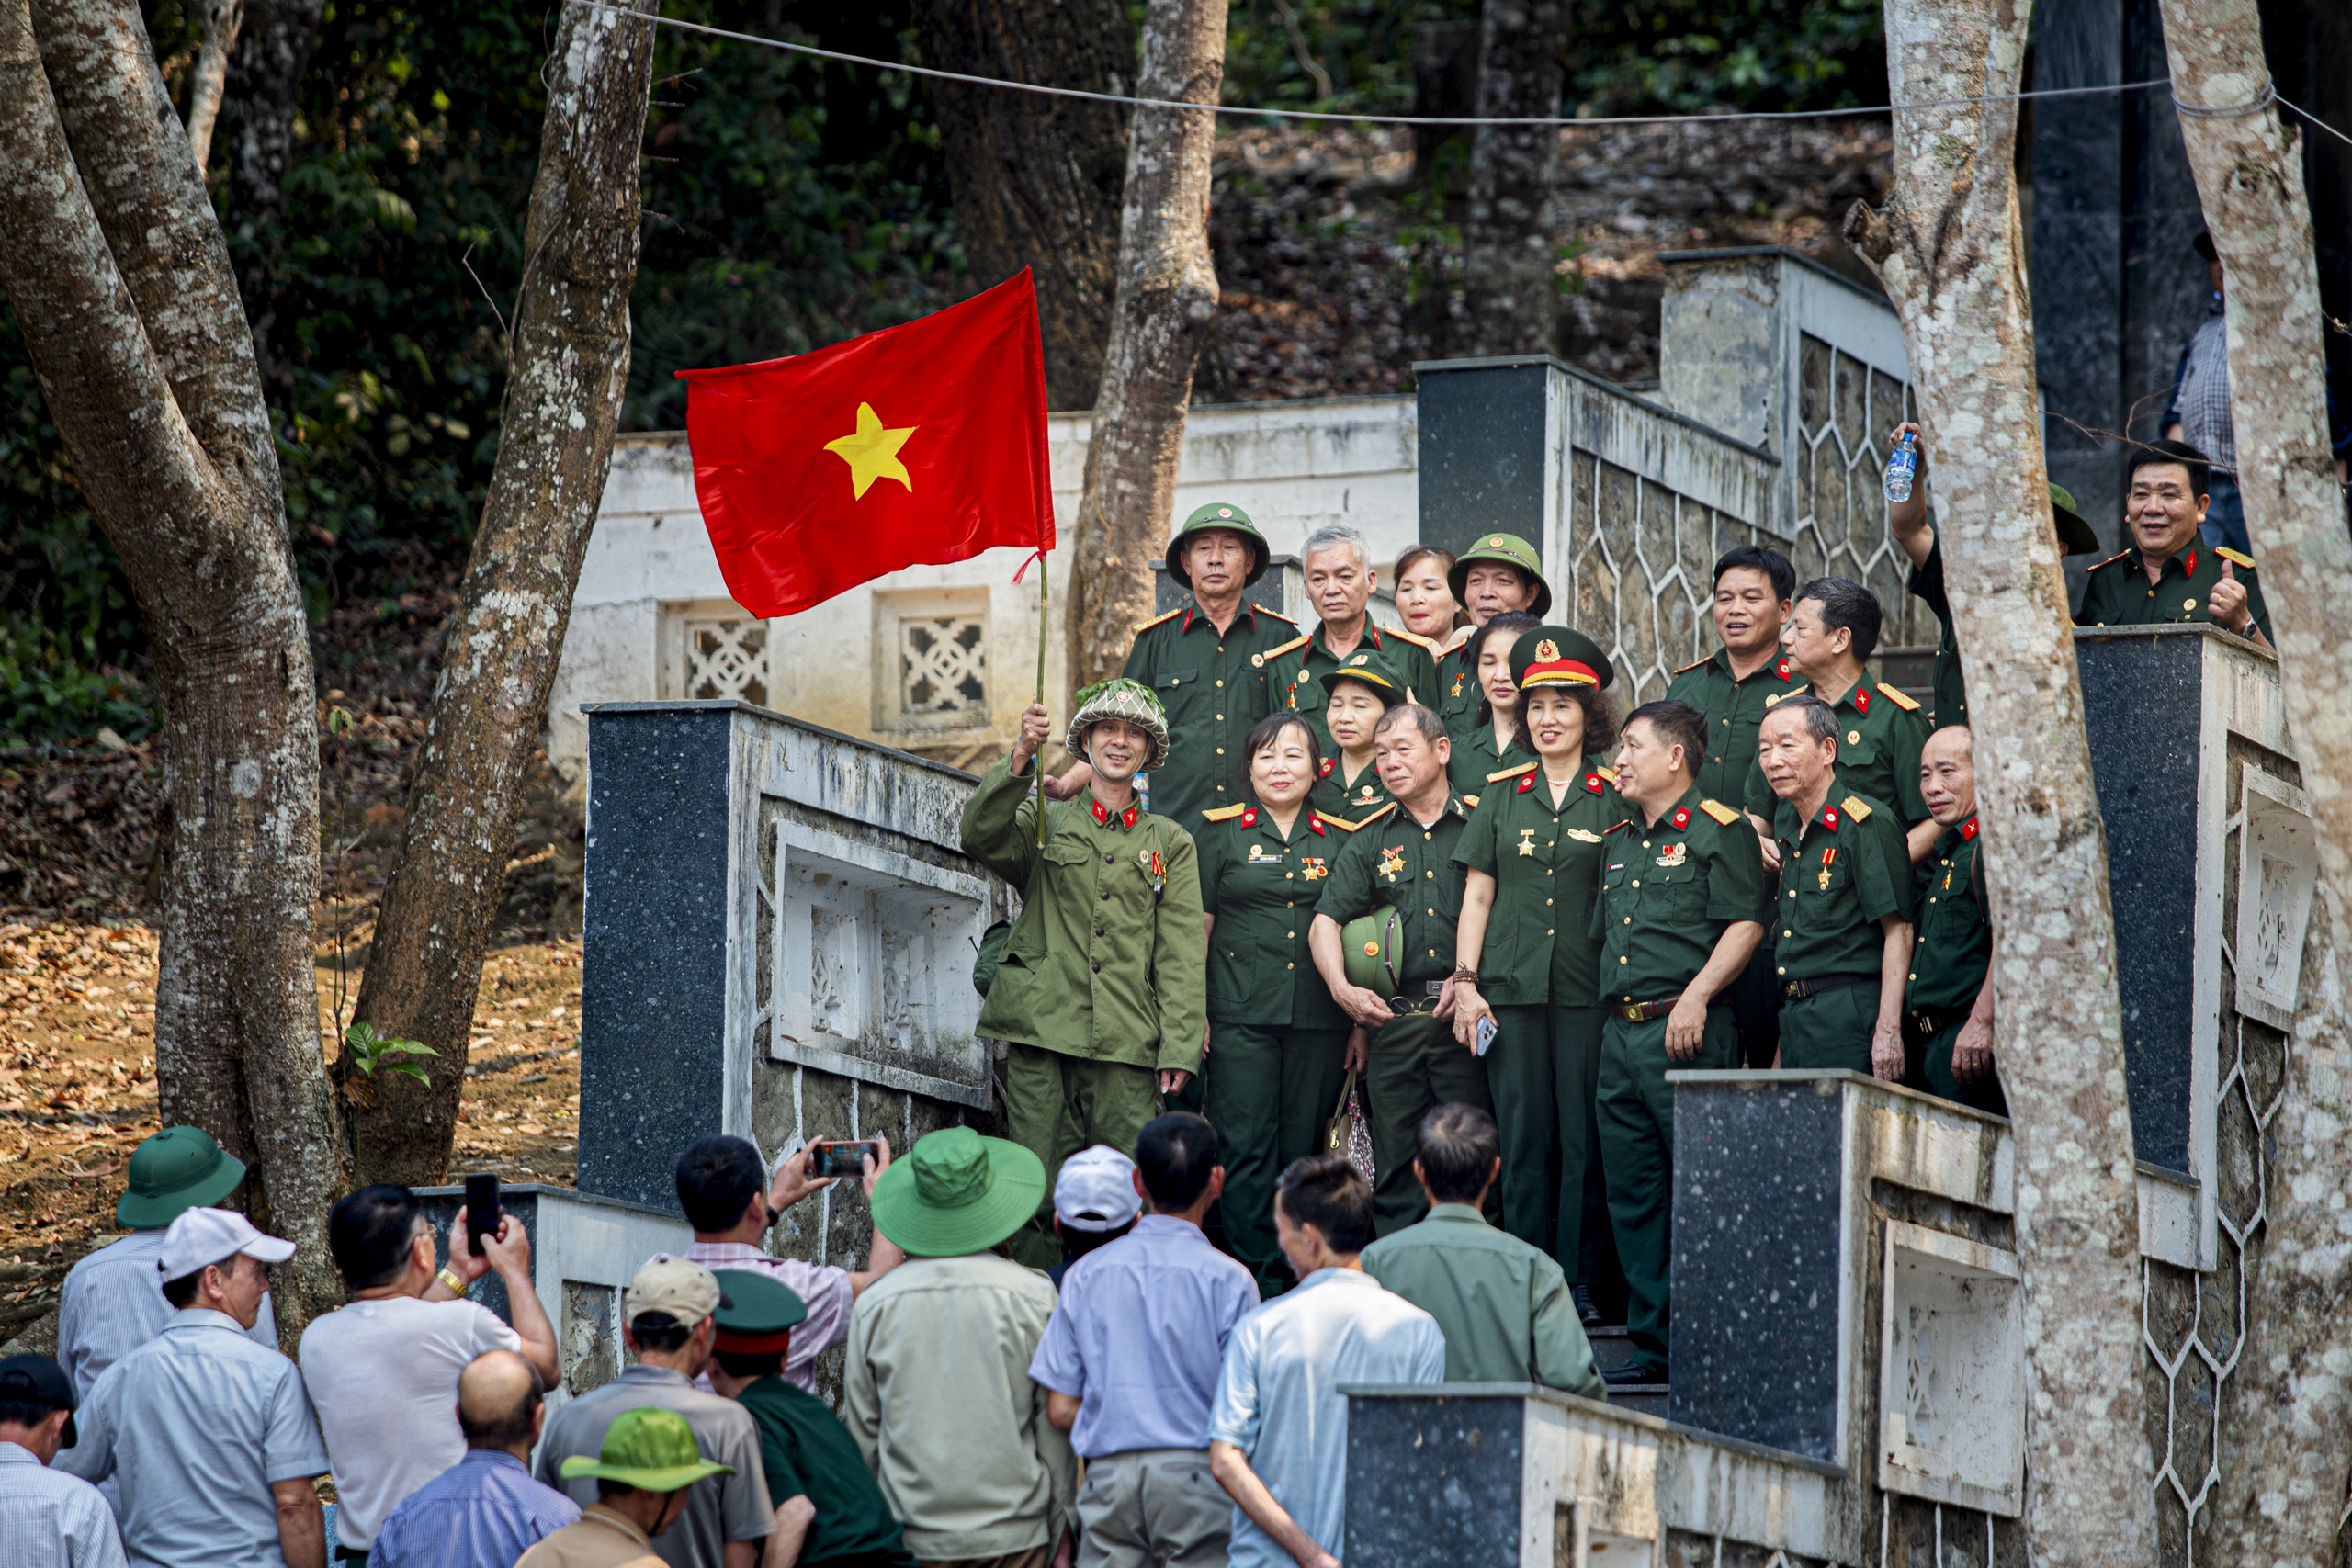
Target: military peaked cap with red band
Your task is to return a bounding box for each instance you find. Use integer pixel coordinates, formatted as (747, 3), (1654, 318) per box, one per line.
(711, 1269), (807, 1355)
(1507, 624), (1614, 692)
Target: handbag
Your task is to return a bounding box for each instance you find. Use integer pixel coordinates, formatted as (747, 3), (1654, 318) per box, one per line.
(1320, 1066), (1376, 1183)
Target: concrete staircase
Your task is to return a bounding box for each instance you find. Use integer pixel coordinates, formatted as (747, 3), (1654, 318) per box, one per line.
(1587, 1323), (1668, 1416)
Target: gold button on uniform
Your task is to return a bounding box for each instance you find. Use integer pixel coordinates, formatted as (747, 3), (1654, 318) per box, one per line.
(1620, 955), (1629, 964)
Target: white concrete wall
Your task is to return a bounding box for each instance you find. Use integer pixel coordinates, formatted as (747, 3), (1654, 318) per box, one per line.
(548, 396), (1417, 779)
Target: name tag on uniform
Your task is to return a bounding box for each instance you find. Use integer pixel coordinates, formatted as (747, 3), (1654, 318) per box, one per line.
(1247, 845), (1282, 863)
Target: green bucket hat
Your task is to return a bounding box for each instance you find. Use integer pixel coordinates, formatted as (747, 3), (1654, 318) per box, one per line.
(117, 1126), (247, 1230)
(1341, 908), (1404, 994)
(559, 1406), (737, 1493)
(2049, 481), (2098, 556)
(1508, 626), (1614, 692)
(1317, 647), (1407, 705)
(1167, 502), (1270, 589)
(1449, 532), (1553, 619)
(1067, 677), (1172, 773)
(869, 1126), (1046, 1258)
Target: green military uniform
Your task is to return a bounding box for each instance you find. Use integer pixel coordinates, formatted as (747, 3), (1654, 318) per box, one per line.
(2075, 540), (2271, 641)
(1312, 756), (1395, 827)
(1768, 786), (1911, 1074)
(1454, 753), (1618, 1274)
(1360, 1204), (1602, 1394)
(1446, 717), (1527, 798)
(1747, 679), (1930, 829)
(1592, 786), (1770, 1380)
(1905, 813), (2003, 1115)
(1314, 793), (1491, 1236)
(961, 694), (1208, 1269)
(1261, 620), (1441, 761)
(1196, 799), (1354, 1295)
(1434, 640), (1481, 747)
(1124, 603), (1296, 824)
(1437, 533), (1553, 750)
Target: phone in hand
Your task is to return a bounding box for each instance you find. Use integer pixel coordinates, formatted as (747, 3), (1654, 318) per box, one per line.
(465, 1173), (502, 1251)
(811, 1141), (878, 1179)
(1473, 1016), (1498, 1057)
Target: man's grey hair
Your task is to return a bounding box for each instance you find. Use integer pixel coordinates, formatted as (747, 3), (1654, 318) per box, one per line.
(1300, 525), (1372, 572)
(1374, 703), (1447, 747)
(1765, 693), (1841, 746)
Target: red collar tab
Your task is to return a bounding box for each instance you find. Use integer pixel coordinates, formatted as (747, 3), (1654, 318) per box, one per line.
(1851, 686), (1871, 714)
(1821, 807), (1840, 831)
(1670, 806), (1691, 829)
(1241, 807), (1259, 827)
(1308, 812), (1326, 835)
(1518, 773), (1537, 794)
(1090, 799), (1141, 829)
(1318, 757), (1336, 778)
(2185, 548), (2198, 577)
(1961, 816), (1979, 840)
(1584, 772), (1605, 794)
(1776, 656), (1792, 680)
(1182, 608), (1195, 633)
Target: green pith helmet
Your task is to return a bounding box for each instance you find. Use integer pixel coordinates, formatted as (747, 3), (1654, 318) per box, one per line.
(1449, 532), (1553, 619)
(2048, 482), (2098, 556)
(1067, 677), (1172, 773)
(1341, 908), (1404, 994)
(1508, 626), (1615, 692)
(1317, 647), (1408, 705)
(559, 1406), (738, 1493)
(116, 1126), (248, 1229)
(1167, 502), (1271, 589)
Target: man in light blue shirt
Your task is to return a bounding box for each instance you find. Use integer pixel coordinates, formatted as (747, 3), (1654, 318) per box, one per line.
(55, 1209), (330, 1568)
(1031, 1116), (1258, 1568)
(371, 1350), (579, 1568)
(1208, 1155), (1444, 1568)
(0, 1353), (125, 1568)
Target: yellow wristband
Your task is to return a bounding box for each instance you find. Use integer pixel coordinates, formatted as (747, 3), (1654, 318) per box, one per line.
(437, 1267), (469, 1294)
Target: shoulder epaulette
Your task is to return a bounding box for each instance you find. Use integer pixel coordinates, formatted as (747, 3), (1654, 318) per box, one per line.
(1252, 633), (1313, 668)
(1604, 818), (1633, 835)
(2087, 551), (2131, 571)
(1595, 766), (1618, 784)
(1460, 794), (1480, 809)
(1876, 682), (1921, 712)
(1351, 802), (1399, 829)
(1699, 799), (1743, 827)
(1671, 657), (1710, 675)
(1487, 761), (1538, 783)
(1764, 685), (1811, 707)
(1387, 626), (1442, 653)
(1256, 605), (1298, 623)
(1132, 607), (1182, 634)
(1316, 809), (1361, 832)
(1200, 802), (1249, 822)
(1839, 795), (1873, 821)
(2215, 547), (2256, 570)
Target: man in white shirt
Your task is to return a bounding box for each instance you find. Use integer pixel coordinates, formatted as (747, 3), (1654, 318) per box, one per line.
(298, 1185), (559, 1559)
(0, 1353), (124, 1568)
(1208, 1156), (1445, 1568)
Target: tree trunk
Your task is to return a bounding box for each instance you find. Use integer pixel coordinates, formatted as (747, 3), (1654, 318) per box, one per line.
(344, 0), (656, 1185)
(215, 0), (325, 389)
(183, 0), (242, 175)
(0, 0), (342, 1326)
(1062, 0), (1224, 690)
(915, 0), (1130, 412)
(2157, 5), (2352, 1558)
(1842, 1), (2154, 1562)
(1452, 0), (1565, 356)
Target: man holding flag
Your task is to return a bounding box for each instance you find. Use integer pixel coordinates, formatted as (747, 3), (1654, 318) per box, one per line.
(960, 683), (1209, 1270)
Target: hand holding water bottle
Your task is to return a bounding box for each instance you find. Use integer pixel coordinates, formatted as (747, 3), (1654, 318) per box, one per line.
(1884, 422), (1922, 503)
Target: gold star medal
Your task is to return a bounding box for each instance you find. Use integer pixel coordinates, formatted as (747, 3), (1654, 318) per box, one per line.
(1517, 829), (1537, 857)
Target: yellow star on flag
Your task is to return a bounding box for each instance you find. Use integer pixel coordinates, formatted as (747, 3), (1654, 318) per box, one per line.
(823, 402), (917, 499)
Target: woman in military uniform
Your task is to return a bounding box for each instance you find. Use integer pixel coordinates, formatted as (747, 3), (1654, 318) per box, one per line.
(1198, 713), (1358, 1295)
(1447, 612), (1540, 795)
(1449, 626), (1622, 1322)
(1308, 649), (1405, 828)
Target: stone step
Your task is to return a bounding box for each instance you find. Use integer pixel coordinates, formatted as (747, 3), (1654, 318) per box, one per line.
(1606, 1383), (1669, 1417)
(1585, 1325), (1643, 1376)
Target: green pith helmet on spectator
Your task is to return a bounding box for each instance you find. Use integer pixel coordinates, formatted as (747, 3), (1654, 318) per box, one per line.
(116, 1126), (247, 1229)
(1167, 502), (1271, 588)
(2049, 481), (2098, 555)
(559, 1406), (737, 1492)
(1341, 908), (1404, 994)
(1317, 647), (1407, 705)
(1449, 532), (1553, 618)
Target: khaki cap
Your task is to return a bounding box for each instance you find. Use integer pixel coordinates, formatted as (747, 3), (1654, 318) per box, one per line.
(626, 1256), (730, 1328)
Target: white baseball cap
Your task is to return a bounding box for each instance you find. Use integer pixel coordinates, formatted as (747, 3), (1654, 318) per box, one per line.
(1054, 1145), (1141, 1233)
(156, 1206), (296, 1283)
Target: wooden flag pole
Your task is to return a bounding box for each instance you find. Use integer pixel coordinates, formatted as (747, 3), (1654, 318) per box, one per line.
(1035, 548), (1049, 845)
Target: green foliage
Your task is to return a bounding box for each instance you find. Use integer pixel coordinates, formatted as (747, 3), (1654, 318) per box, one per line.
(345, 1021), (436, 1085)
(1222, 0), (1476, 115)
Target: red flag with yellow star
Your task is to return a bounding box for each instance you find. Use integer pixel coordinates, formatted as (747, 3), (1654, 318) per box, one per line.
(677, 271), (1053, 616)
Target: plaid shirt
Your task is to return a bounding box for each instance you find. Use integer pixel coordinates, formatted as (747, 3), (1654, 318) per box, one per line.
(686, 1241), (854, 1393)
(2172, 299), (2236, 475)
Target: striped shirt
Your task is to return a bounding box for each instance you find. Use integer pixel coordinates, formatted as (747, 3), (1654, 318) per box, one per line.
(683, 1243), (853, 1394)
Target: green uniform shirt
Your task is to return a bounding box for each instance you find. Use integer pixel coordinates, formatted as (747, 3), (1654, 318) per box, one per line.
(1314, 795), (1475, 988)
(1662, 648), (1805, 811)
(1591, 785), (1770, 1004)
(1435, 643), (1480, 745)
(961, 759), (1209, 1073)
(1263, 620), (1442, 758)
(1745, 678), (1931, 828)
(1767, 785), (1912, 983)
(2075, 541), (2272, 641)
(1123, 601), (1299, 825)
(1905, 534), (1967, 728)
(736, 1374), (915, 1568)
(1906, 816), (1988, 1013)
(1445, 719), (1526, 798)
(1196, 803), (1351, 1031)
(1311, 756), (1396, 828)
(1359, 1204), (1602, 1395)
(1453, 757), (1618, 1006)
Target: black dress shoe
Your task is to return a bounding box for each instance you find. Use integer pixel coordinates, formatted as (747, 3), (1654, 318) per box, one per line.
(1601, 1362), (1662, 1387)
(1570, 1283), (1605, 1329)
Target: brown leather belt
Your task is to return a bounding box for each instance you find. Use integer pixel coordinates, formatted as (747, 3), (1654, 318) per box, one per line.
(1781, 971), (1878, 1000)
(1610, 993), (1728, 1022)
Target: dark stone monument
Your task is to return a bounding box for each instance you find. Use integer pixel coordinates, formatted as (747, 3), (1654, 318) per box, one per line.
(1412, 356), (1559, 560)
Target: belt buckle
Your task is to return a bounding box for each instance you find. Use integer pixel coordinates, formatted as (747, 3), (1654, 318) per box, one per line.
(1422, 980), (1446, 998)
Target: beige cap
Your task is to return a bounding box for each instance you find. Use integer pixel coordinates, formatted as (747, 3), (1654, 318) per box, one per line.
(626, 1255), (729, 1328)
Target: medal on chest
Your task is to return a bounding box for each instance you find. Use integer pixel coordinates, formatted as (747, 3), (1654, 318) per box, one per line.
(1379, 848), (1407, 881)
(1300, 856), (1329, 881)
(1139, 847), (1166, 892)
(1656, 843), (1688, 869)
(1357, 784), (1379, 803)
(1817, 845), (1837, 893)
(1517, 829), (1537, 857)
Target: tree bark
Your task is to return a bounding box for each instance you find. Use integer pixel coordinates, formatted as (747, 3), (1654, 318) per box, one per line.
(1062, 0), (1224, 690)
(344, 0), (656, 1184)
(0, 0), (342, 1325)
(1842, 1), (2154, 1562)
(1452, 0), (1566, 356)
(915, 0), (1130, 412)
(183, 0), (242, 175)
(2157, 5), (2352, 1559)
(215, 0), (324, 389)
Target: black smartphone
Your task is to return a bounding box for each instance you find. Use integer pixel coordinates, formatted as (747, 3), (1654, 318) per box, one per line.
(465, 1173), (502, 1250)
(812, 1141), (877, 1179)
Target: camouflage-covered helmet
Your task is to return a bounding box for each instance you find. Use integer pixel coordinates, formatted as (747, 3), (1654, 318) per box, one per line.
(1066, 678), (1172, 772)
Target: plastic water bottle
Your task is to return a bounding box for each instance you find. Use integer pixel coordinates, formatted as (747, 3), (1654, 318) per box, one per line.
(1883, 430), (1918, 504)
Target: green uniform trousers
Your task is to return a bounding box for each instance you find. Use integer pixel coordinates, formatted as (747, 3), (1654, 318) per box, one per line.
(1004, 1043), (1163, 1270)
(1917, 1021), (2008, 1117)
(1598, 1007), (1738, 1379)
(1776, 984), (1877, 1073)
(1204, 1021), (1350, 1295)
(1487, 1004), (1611, 1280)
(1365, 1010), (1493, 1237)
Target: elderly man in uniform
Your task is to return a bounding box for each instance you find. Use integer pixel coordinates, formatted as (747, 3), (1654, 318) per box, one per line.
(1432, 534), (1551, 747)
(1308, 704), (1490, 1237)
(1906, 727), (2002, 1114)
(962, 681), (1208, 1269)
(2076, 439), (2272, 648)
(1592, 701), (1768, 1386)
(1754, 695), (1914, 1079)
(1258, 525), (1440, 759)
